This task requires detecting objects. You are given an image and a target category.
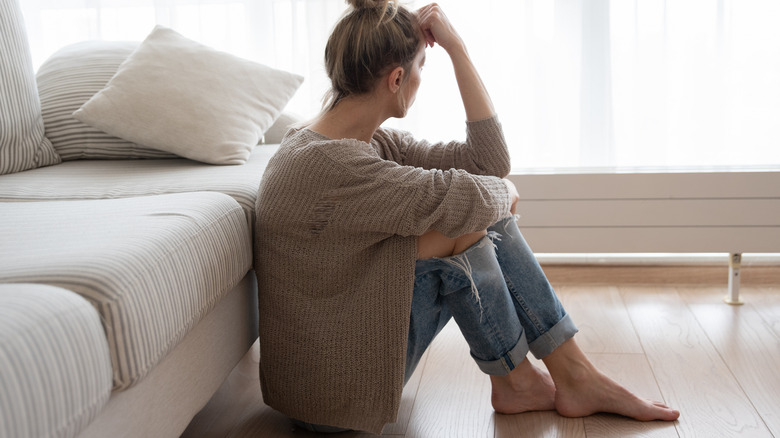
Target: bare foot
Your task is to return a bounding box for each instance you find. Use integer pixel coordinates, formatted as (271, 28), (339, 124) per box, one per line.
(552, 362), (680, 421)
(490, 360), (556, 414)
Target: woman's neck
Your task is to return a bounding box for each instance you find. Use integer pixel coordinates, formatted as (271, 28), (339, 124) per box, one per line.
(308, 95), (389, 144)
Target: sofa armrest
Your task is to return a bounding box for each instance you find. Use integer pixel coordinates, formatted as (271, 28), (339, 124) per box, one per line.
(0, 284), (112, 438)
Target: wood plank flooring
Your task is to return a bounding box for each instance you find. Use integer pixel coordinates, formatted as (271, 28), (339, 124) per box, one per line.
(181, 281), (780, 438)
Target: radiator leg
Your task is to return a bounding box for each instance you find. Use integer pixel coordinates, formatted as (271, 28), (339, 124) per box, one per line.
(724, 253), (744, 305)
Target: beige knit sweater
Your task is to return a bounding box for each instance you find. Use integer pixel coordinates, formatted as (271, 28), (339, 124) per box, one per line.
(254, 116), (513, 434)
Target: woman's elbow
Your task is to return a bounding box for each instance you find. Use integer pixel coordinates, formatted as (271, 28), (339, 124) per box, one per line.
(490, 155), (511, 178)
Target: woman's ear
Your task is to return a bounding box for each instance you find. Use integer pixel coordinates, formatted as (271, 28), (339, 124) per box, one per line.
(387, 66), (404, 93)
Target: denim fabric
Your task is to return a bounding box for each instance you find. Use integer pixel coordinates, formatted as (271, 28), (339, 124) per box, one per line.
(488, 216), (578, 359)
(293, 216), (577, 432)
(407, 216), (578, 379)
(409, 234), (527, 376)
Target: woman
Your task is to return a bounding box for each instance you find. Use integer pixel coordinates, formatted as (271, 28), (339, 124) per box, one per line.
(254, 0), (680, 433)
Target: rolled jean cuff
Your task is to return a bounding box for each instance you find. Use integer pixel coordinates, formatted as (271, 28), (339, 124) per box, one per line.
(528, 313), (579, 359)
(472, 331), (530, 376)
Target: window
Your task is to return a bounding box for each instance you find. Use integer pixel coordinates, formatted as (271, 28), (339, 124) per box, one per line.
(21, 0), (780, 171)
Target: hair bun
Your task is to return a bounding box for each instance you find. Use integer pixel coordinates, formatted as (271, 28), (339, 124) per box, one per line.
(346, 0), (393, 10)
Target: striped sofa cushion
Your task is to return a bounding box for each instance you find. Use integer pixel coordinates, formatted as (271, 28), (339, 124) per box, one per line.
(0, 284), (112, 438)
(0, 0), (61, 174)
(0, 192), (252, 390)
(0, 144), (279, 233)
(36, 40), (178, 160)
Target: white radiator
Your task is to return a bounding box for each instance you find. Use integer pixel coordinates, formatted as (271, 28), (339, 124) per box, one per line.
(507, 170), (780, 303)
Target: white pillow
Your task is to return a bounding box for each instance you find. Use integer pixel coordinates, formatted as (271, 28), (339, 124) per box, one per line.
(74, 26), (303, 165)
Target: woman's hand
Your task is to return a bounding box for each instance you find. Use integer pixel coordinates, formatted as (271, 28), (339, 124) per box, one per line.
(416, 3), (496, 122)
(416, 3), (464, 54)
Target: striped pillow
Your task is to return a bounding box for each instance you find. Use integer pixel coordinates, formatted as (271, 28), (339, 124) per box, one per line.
(0, 0), (61, 174)
(36, 41), (178, 160)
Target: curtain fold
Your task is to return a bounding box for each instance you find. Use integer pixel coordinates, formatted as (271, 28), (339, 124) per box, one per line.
(20, 0), (780, 170)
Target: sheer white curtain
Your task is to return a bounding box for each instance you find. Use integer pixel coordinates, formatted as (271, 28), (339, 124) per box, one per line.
(21, 0), (346, 122)
(20, 0), (780, 170)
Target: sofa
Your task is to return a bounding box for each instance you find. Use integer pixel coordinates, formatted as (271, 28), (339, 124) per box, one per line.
(0, 0), (302, 436)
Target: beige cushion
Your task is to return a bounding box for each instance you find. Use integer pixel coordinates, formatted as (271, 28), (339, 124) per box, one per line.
(263, 112), (300, 144)
(0, 193), (252, 390)
(0, 0), (61, 174)
(74, 25), (303, 165)
(0, 145), (280, 235)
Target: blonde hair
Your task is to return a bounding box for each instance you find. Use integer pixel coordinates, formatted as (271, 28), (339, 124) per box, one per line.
(322, 0), (421, 111)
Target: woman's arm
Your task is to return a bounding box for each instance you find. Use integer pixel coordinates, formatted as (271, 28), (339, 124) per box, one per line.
(311, 140), (513, 238)
(402, 4), (509, 176)
(417, 4), (494, 122)
(378, 118), (510, 177)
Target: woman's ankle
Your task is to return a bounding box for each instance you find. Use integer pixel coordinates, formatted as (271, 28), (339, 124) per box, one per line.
(489, 361), (556, 413)
(541, 338), (596, 387)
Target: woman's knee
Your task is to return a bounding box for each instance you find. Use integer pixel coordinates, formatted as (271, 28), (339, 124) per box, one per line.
(417, 229), (487, 259)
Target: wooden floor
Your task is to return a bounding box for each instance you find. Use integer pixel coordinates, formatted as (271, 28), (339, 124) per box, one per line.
(181, 274), (780, 437)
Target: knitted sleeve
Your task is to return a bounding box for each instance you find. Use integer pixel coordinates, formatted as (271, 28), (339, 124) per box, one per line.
(376, 116), (511, 177)
(314, 139), (513, 239)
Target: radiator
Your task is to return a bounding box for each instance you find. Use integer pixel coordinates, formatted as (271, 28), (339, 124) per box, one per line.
(507, 170), (780, 303)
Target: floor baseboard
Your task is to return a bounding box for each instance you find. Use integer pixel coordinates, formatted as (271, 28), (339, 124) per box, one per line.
(540, 263), (780, 286)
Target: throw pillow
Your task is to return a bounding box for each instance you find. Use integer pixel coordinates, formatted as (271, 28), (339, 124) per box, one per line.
(74, 25), (303, 165)
(262, 112), (300, 144)
(0, 0), (61, 174)
(37, 41), (177, 160)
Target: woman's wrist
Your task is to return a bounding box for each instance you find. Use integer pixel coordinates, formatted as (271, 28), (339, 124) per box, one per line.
(444, 38), (468, 60)
(450, 51), (495, 121)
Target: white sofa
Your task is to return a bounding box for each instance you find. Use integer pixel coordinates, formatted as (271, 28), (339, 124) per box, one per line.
(0, 0), (298, 435)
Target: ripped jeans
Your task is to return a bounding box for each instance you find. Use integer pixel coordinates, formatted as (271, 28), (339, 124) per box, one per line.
(406, 215), (578, 379)
(294, 216), (577, 433)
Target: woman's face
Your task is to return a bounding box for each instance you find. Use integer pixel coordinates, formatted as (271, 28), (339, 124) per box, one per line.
(399, 45), (426, 116)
